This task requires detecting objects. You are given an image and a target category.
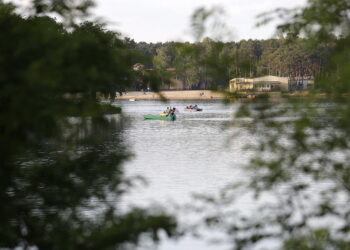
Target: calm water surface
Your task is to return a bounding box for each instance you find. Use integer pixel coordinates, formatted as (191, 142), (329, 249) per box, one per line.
(112, 100), (345, 250)
(117, 100), (253, 250)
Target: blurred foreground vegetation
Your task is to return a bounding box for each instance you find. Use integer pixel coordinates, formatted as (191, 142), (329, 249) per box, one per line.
(0, 1), (176, 249)
(191, 0), (350, 249)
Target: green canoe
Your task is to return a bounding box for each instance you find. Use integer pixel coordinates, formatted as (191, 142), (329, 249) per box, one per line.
(144, 114), (176, 121)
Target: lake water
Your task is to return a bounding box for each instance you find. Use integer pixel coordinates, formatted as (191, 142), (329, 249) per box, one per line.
(116, 100), (347, 250)
(116, 100), (253, 250)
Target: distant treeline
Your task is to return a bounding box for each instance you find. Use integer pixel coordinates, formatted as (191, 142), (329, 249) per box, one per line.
(124, 37), (335, 90)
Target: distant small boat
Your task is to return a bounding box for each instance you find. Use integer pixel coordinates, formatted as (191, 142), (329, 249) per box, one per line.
(144, 114), (176, 121)
(184, 107), (202, 112)
(129, 98), (136, 101)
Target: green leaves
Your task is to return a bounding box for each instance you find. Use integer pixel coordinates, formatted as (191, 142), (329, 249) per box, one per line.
(283, 229), (350, 250)
(32, 0), (95, 24)
(0, 5), (177, 249)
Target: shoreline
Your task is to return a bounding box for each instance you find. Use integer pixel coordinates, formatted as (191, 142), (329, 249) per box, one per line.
(114, 90), (321, 101)
(116, 90), (225, 100)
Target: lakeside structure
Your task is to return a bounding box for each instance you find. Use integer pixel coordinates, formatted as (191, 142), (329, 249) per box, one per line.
(229, 75), (314, 92)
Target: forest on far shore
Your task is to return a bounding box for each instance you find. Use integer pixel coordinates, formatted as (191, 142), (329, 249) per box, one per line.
(125, 37), (335, 90)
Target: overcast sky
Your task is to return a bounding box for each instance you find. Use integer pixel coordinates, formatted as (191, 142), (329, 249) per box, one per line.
(94, 0), (307, 42)
(8, 0), (308, 42)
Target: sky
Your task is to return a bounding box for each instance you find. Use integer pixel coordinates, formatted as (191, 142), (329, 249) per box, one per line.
(8, 0), (308, 42)
(94, 0), (308, 43)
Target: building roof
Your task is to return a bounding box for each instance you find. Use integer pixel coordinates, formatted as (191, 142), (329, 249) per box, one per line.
(230, 75), (289, 84)
(253, 75), (288, 84)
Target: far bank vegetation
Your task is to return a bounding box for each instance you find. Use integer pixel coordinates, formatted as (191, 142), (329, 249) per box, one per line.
(125, 37), (334, 91)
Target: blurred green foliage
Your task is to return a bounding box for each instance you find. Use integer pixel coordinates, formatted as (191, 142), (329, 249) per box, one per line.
(190, 1), (350, 250)
(31, 0), (95, 24)
(0, 1), (176, 249)
(283, 229), (350, 250)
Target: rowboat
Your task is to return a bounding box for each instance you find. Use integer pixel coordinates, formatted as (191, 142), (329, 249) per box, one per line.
(144, 113), (176, 121)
